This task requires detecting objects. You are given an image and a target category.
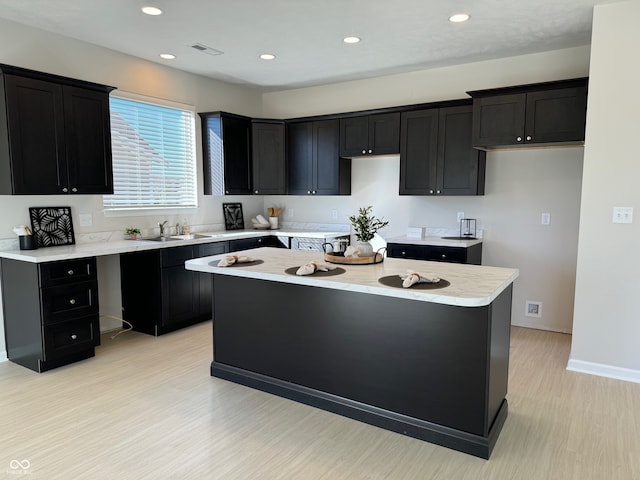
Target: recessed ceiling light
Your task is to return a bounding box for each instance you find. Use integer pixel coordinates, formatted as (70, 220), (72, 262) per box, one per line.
(141, 6), (163, 15)
(159, 53), (175, 60)
(449, 13), (470, 23)
(260, 54), (276, 60)
(343, 36), (361, 44)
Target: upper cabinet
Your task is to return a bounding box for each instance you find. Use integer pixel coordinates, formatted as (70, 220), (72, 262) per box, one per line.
(251, 120), (286, 195)
(199, 111), (252, 195)
(400, 103), (485, 196)
(468, 78), (588, 149)
(339, 112), (400, 157)
(287, 119), (350, 195)
(0, 64), (115, 195)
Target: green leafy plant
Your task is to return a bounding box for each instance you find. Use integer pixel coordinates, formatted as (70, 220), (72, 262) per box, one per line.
(125, 227), (141, 236)
(349, 206), (389, 242)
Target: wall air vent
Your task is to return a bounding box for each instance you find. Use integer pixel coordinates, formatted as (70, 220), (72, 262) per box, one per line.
(191, 43), (224, 56)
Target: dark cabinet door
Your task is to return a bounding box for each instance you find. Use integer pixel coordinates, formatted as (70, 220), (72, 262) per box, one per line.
(198, 242), (228, 316)
(64, 86), (113, 193)
(200, 112), (252, 195)
(525, 86), (587, 144)
(339, 116), (368, 156)
(437, 105), (486, 196)
(339, 113), (400, 156)
(287, 121), (314, 195)
(161, 264), (198, 327)
(313, 119), (340, 195)
(399, 109), (439, 195)
(252, 121), (286, 194)
(369, 112), (400, 155)
(471, 93), (526, 148)
(4, 75), (68, 194)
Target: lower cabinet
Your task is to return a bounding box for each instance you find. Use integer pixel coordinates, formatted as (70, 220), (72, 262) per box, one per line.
(0, 257), (100, 372)
(120, 242), (229, 336)
(386, 242), (482, 265)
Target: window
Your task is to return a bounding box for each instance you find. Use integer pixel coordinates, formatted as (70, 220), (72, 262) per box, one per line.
(103, 94), (197, 210)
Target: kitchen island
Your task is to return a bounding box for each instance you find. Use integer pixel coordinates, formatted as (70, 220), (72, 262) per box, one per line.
(186, 248), (518, 458)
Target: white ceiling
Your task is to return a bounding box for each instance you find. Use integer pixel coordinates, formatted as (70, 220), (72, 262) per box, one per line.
(0, 0), (612, 91)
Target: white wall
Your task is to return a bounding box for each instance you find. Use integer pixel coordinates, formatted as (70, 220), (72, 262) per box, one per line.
(569, 0), (640, 382)
(263, 48), (590, 333)
(0, 18), (264, 353)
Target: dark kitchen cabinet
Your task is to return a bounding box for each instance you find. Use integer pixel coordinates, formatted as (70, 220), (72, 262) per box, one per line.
(287, 119), (351, 195)
(251, 120), (286, 194)
(0, 64), (115, 195)
(200, 111), (252, 195)
(120, 242), (226, 336)
(400, 104), (485, 196)
(469, 78), (588, 149)
(1, 257), (100, 372)
(386, 242), (482, 265)
(339, 112), (400, 157)
(229, 236), (283, 251)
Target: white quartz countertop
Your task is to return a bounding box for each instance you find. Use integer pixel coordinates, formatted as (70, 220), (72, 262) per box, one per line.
(0, 229), (348, 263)
(385, 235), (483, 247)
(186, 247), (518, 307)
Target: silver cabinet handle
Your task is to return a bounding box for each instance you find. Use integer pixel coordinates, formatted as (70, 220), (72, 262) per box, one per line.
(429, 189), (434, 194)
(441, 254), (447, 259)
(436, 190), (441, 194)
(62, 187), (68, 193)
(307, 190), (312, 194)
(516, 136), (523, 142)
(225, 190), (229, 194)
(254, 190), (259, 194)
(526, 135), (532, 141)
(361, 149), (366, 154)
(312, 190), (317, 195)
(69, 298), (76, 305)
(71, 334), (77, 340)
(401, 251), (406, 256)
(67, 270), (74, 276)
(368, 149), (373, 154)
(71, 187), (77, 193)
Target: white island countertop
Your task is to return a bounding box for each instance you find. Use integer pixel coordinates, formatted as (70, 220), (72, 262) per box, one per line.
(186, 247), (518, 307)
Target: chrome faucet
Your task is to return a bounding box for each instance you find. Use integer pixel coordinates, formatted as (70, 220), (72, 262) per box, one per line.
(158, 221), (168, 237)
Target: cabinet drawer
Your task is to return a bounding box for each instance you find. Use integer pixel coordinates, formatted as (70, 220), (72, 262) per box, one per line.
(39, 258), (96, 286)
(386, 244), (427, 260)
(199, 242), (228, 257)
(426, 247), (466, 263)
(44, 316), (99, 360)
(41, 281), (99, 324)
(161, 245), (195, 267)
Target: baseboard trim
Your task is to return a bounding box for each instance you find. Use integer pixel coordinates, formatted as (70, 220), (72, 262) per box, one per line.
(0, 351), (7, 362)
(567, 359), (640, 384)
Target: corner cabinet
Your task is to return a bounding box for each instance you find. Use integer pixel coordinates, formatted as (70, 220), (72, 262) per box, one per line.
(469, 78), (588, 149)
(339, 112), (400, 157)
(287, 119), (351, 195)
(251, 120), (286, 195)
(0, 64), (115, 195)
(120, 242), (229, 336)
(0, 257), (100, 372)
(400, 103), (486, 196)
(199, 112), (252, 195)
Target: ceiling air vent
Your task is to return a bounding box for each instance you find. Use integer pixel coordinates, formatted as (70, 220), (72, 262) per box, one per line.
(191, 43), (224, 56)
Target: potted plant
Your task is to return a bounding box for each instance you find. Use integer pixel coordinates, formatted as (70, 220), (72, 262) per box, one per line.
(348, 206), (389, 256)
(125, 227), (141, 240)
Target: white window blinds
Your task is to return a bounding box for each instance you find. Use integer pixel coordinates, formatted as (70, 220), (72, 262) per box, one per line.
(103, 95), (197, 210)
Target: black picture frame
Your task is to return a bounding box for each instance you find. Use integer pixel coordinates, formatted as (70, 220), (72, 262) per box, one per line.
(29, 206), (76, 247)
(222, 203), (244, 230)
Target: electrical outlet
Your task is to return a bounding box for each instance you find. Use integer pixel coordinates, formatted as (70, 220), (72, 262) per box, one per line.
(287, 208), (294, 218)
(612, 206), (633, 224)
(541, 213), (551, 225)
(457, 212), (465, 222)
(525, 301), (542, 318)
(331, 209), (338, 220)
(79, 214), (92, 227)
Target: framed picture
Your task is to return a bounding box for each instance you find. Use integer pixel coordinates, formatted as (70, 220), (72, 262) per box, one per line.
(29, 206), (76, 247)
(222, 203), (244, 230)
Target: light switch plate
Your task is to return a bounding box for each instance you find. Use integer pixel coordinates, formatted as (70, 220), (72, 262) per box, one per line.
(612, 206), (633, 224)
(541, 213), (550, 225)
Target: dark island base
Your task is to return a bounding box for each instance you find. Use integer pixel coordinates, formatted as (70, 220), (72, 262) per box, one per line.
(210, 275), (512, 459)
(212, 361), (508, 459)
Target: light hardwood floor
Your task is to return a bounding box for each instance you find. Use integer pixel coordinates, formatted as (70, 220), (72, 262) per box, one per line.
(1, 322), (639, 480)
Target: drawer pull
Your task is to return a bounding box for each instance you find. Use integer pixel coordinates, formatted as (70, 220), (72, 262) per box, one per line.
(441, 254), (447, 259)
(69, 298), (76, 305)
(67, 270), (74, 276)
(71, 334), (77, 340)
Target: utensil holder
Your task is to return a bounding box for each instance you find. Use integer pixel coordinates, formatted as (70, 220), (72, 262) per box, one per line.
(19, 235), (37, 250)
(269, 217), (278, 230)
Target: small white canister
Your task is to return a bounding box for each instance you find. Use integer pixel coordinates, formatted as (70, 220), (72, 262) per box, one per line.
(269, 217), (278, 229)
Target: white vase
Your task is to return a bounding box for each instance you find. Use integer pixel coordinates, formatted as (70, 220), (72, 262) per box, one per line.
(355, 241), (374, 257)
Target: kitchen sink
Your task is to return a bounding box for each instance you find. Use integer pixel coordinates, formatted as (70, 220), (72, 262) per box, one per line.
(169, 233), (217, 240)
(144, 236), (181, 242)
